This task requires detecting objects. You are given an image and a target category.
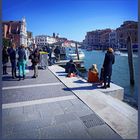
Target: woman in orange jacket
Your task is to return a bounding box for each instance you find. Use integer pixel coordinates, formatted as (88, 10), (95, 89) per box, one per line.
(88, 64), (99, 83)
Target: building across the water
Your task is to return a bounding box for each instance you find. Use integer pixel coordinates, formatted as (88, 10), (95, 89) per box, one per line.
(35, 35), (57, 48)
(2, 17), (27, 47)
(116, 21), (138, 51)
(83, 20), (138, 51)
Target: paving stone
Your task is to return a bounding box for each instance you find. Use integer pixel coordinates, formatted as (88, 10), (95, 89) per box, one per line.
(39, 123), (74, 139)
(70, 98), (85, 106)
(39, 102), (64, 120)
(75, 110), (93, 118)
(67, 120), (92, 139)
(2, 123), (14, 137)
(3, 129), (40, 139)
(2, 109), (11, 116)
(2, 112), (27, 125)
(23, 105), (36, 113)
(54, 112), (79, 125)
(87, 124), (122, 139)
(35, 102), (50, 112)
(2, 68), (59, 87)
(59, 100), (75, 113)
(26, 111), (41, 121)
(2, 85), (72, 104)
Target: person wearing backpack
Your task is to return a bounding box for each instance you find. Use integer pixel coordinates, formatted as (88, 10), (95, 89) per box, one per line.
(31, 48), (40, 78)
(17, 45), (27, 80)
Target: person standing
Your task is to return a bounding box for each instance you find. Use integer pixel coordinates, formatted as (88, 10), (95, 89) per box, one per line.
(31, 48), (40, 78)
(48, 46), (52, 65)
(2, 46), (9, 75)
(54, 46), (60, 62)
(102, 47), (115, 88)
(8, 43), (17, 79)
(18, 45), (27, 80)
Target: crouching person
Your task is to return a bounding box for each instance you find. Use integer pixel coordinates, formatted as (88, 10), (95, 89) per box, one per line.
(66, 59), (77, 77)
(88, 64), (99, 83)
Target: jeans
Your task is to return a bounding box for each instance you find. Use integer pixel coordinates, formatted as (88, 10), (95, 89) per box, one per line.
(11, 61), (17, 78)
(33, 64), (38, 77)
(18, 60), (26, 77)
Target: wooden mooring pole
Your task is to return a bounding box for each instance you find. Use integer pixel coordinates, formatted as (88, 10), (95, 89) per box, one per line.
(75, 43), (80, 60)
(127, 36), (135, 85)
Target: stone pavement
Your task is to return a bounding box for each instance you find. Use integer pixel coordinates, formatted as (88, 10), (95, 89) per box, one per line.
(2, 64), (122, 139)
(48, 65), (138, 139)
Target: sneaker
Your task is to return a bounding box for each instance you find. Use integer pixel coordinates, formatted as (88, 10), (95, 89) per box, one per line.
(23, 75), (25, 80)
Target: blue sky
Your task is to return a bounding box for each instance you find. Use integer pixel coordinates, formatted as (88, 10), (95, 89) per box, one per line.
(3, 0), (138, 41)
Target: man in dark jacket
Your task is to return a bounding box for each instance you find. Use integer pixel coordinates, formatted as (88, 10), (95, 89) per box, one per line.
(2, 46), (9, 75)
(102, 47), (115, 88)
(8, 43), (17, 79)
(54, 46), (60, 62)
(31, 48), (40, 78)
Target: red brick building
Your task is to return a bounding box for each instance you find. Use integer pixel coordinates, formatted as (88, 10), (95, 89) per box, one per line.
(2, 17), (27, 47)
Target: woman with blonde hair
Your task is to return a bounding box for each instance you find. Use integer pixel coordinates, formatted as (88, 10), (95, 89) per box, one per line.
(102, 47), (115, 88)
(88, 64), (99, 83)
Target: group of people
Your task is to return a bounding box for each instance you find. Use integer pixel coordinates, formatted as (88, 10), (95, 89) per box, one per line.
(3, 44), (115, 88)
(87, 47), (115, 88)
(64, 47), (115, 89)
(2, 43), (40, 80)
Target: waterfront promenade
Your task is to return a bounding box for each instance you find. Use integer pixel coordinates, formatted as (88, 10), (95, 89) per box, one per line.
(2, 64), (123, 139)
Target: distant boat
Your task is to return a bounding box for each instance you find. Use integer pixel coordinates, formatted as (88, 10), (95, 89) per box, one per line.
(114, 51), (121, 55)
(68, 49), (85, 60)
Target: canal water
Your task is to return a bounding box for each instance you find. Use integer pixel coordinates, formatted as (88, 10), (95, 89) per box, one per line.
(66, 48), (138, 109)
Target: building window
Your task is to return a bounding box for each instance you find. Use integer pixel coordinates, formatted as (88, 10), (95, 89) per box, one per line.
(120, 34), (123, 38)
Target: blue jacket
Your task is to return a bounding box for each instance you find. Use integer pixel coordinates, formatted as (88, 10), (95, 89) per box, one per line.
(18, 48), (26, 62)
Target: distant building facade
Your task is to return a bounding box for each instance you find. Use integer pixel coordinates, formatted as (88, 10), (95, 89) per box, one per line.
(109, 30), (118, 50)
(99, 29), (112, 50)
(83, 30), (101, 49)
(2, 17), (27, 47)
(83, 29), (111, 50)
(27, 31), (34, 47)
(116, 21), (138, 51)
(35, 35), (57, 47)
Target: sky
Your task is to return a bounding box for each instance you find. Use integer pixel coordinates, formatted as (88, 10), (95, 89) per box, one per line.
(2, 0), (138, 42)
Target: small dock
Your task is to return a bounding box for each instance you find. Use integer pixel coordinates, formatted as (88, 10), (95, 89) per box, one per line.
(55, 60), (84, 66)
(48, 65), (138, 139)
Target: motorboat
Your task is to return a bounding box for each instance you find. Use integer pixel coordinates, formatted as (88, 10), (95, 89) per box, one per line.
(68, 49), (85, 60)
(114, 51), (121, 55)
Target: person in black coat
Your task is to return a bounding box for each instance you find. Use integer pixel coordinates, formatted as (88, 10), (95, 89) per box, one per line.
(2, 46), (9, 75)
(8, 43), (17, 79)
(102, 47), (115, 88)
(31, 48), (40, 78)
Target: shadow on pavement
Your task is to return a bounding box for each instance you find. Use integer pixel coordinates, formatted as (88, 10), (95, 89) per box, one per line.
(2, 75), (33, 81)
(63, 83), (102, 91)
(73, 80), (88, 84)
